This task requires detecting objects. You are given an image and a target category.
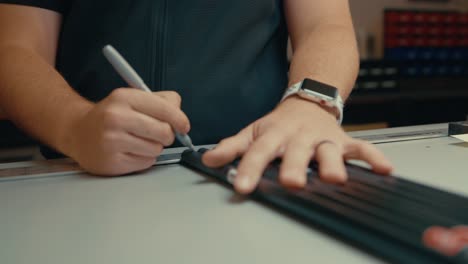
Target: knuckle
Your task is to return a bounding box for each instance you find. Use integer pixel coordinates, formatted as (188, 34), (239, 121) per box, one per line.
(294, 136), (313, 147)
(101, 132), (119, 151)
(160, 124), (175, 145)
(333, 142), (345, 153)
(102, 107), (123, 129)
(109, 88), (129, 102)
(354, 140), (373, 153)
(315, 137), (346, 153)
(168, 91), (182, 105)
(159, 106), (174, 121)
(267, 126), (289, 137)
(172, 117), (188, 133)
(154, 144), (164, 155)
(353, 139), (371, 147)
(158, 91), (182, 107)
(218, 138), (231, 147)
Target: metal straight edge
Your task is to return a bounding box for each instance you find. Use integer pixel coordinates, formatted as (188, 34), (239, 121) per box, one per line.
(0, 145), (215, 183)
(348, 123), (448, 144)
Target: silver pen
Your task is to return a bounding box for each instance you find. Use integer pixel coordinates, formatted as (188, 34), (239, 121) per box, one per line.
(102, 45), (196, 151)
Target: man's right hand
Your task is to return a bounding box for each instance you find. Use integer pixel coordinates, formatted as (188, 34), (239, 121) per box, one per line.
(61, 89), (190, 176)
(0, 5), (190, 176)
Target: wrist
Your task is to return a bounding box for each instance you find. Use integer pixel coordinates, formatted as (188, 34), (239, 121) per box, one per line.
(279, 96), (338, 123)
(55, 99), (94, 158)
(280, 79), (344, 124)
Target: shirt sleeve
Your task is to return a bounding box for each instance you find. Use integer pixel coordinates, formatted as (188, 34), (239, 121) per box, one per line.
(0, 0), (69, 14)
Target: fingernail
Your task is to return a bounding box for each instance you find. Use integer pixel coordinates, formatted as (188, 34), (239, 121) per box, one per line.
(226, 167), (237, 184)
(185, 124), (191, 133)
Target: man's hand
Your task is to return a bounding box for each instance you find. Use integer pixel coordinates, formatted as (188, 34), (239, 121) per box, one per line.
(62, 89), (190, 175)
(203, 0), (394, 194)
(202, 97), (393, 194)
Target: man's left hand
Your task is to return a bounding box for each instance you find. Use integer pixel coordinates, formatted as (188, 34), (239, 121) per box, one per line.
(202, 97), (394, 194)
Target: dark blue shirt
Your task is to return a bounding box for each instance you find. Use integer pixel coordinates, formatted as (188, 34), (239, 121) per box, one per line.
(0, 0), (289, 158)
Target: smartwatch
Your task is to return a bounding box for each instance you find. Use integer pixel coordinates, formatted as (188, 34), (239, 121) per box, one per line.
(281, 78), (344, 124)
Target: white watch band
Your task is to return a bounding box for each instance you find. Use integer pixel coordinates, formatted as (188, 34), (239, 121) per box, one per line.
(281, 81), (344, 124)
(281, 82), (302, 101)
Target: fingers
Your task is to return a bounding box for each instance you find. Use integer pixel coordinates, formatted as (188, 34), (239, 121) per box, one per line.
(235, 132), (285, 194)
(120, 133), (164, 158)
(344, 140), (394, 174)
(206, 134), (394, 194)
(157, 90), (182, 108)
(279, 135), (314, 188)
(74, 89), (186, 176)
(232, 137), (393, 194)
(282, 139), (392, 186)
(315, 141), (347, 183)
(121, 111), (175, 146)
(202, 127), (252, 168)
(119, 153), (157, 174)
(84, 151), (157, 176)
(109, 88), (190, 133)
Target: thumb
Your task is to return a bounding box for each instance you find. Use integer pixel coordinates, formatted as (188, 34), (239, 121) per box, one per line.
(202, 126), (253, 168)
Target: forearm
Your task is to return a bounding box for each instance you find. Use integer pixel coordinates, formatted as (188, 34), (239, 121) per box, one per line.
(288, 24), (359, 100)
(0, 106), (6, 119)
(0, 45), (93, 152)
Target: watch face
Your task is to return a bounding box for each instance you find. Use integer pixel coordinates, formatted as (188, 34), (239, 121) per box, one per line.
(302, 79), (338, 98)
